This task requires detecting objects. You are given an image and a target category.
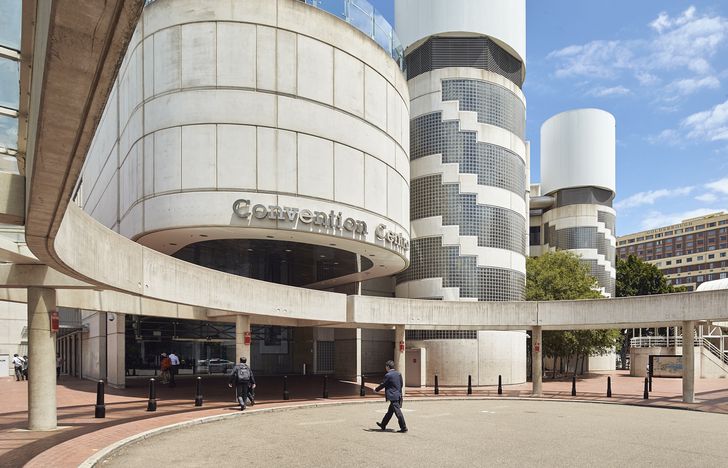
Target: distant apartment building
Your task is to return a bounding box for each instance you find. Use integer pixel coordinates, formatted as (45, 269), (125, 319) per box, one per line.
(617, 212), (728, 291)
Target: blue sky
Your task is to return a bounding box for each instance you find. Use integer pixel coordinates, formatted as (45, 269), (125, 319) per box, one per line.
(372, 1), (728, 235)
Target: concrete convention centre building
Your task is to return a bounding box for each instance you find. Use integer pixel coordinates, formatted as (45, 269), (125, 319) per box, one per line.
(0, 0), (617, 388)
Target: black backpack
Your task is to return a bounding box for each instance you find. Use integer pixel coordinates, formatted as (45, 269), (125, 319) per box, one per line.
(236, 364), (251, 382)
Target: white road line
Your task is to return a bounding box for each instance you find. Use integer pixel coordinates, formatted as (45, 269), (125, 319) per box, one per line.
(480, 410), (496, 414)
(298, 419), (346, 426)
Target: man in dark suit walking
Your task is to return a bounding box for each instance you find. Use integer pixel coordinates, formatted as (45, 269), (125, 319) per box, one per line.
(375, 360), (407, 433)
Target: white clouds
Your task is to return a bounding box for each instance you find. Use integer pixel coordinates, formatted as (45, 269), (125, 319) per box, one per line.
(653, 99), (728, 143)
(695, 193), (718, 202)
(666, 76), (720, 96)
(706, 177), (728, 194)
(547, 6), (727, 100)
(587, 85), (631, 97)
(547, 40), (632, 80)
(682, 98), (728, 141)
(615, 186), (694, 210)
(650, 6), (696, 33)
(640, 207), (724, 230)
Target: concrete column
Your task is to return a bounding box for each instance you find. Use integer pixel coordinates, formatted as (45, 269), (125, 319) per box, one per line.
(395, 325), (406, 392)
(27, 287), (57, 431)
(235, 315), (251, 364)
(683, 320), (695, 403)
(107, 313), (125, 388)
(532, 326), (543, 397)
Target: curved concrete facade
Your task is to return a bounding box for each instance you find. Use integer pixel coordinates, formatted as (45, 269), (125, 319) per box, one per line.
(79, 0), (411, 285)
(537, 109), (617, 296)
(409, 330), (526, 386)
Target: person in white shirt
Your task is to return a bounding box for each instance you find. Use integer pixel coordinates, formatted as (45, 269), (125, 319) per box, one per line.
(12, 354), (25, 381)
(169, 352), (180, 387)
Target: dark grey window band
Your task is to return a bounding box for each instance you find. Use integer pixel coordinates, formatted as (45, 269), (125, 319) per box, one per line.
(442, 79), (525, 139)
(396, 237), (526, 301)
(554, 187), (614, 208)
(406, 330), (477, 340)
(411, 175), (527, 254)
(405, 36), (524, 88)
(411, 113), (526, 197)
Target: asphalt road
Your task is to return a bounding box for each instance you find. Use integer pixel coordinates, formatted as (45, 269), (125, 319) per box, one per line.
(100, 399), (727, 467)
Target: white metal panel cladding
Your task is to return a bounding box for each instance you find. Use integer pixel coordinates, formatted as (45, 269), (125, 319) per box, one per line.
(540, 109), (616, 196)
(395, 0), (526, 65)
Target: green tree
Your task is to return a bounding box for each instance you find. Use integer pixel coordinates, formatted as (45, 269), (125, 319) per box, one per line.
(526, 251), (603, 301)
(615, 255), (684, 368)
(527, 251), (621, 376)
(616, 254), (682, 297)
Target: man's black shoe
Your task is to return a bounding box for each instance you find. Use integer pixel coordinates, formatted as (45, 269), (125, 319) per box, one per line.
(240, 406), (246, 411)
(397, 428), (408, 433)
(376, 422), (385, 430)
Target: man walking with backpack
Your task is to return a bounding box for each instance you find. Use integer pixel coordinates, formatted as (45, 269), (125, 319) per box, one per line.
(228, 357), (255, 411)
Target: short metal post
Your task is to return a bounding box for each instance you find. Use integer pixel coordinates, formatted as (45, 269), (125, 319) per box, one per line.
(194, 376), (203, 407)
(498, 375), (502, 395)
(571, 376), (576, 396)
(434, 374), (439, 395)
(283, 375), (290, 400)
(147, 378), (157, 411)
(643, 378), (649, 399)
(467, 375), (472, 395)
(360, 375), (366, 397)
(323, 374), (329, 399)
(648, 370), (653, 392)
(607, 376), (612, 398)
(94, 380), (105, 418)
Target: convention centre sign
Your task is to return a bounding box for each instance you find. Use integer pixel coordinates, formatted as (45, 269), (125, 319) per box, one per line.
(232, 199), (409, 251)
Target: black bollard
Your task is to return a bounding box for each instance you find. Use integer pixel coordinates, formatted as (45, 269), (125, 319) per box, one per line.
(360, 376), (366, 397)
(607, 376), (612, 398)
(498, 375), (503, 395)
(467, 375), (472, 395)
(649, 370), (653, 392)
(147, 378), (157, 412)
(571, 376), (576, 396)
(194, 376), (203, 407)
(643, 378), (649, 399)
(94, 380), (106, 418)
(434, 374), (439, 395)
(283, 375), (290, 400)
(323, 375), (329, 399)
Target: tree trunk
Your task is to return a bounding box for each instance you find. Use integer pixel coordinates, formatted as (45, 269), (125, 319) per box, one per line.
(580, 354), (586, 375)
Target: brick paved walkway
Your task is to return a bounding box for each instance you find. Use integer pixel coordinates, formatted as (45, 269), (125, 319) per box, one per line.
(0, 371), (726, 467)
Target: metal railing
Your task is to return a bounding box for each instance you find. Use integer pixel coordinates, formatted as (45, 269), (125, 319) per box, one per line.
(630, 336), (728, 366)
(144, 0), (404, 68)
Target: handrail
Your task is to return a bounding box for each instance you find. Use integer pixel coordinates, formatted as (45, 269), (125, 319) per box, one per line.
(630, 336), (728, 366)
(144, 0), (405, 68)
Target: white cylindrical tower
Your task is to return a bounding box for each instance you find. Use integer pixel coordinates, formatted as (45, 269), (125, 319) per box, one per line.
(394, 0), (527, 385)
(395, 0), (528, 302)
(539, 109), (617, 296)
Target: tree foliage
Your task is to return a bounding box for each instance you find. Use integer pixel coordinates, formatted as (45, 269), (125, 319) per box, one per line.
(526, 251), (602, 301)
(616, 254), (682, 297)
(527, 251), (621, 376)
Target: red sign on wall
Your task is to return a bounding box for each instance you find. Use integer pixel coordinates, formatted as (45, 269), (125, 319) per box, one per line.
(50, 310), (59, 333)
(399, 341), (405, 352)
(244, 331), (251, 345)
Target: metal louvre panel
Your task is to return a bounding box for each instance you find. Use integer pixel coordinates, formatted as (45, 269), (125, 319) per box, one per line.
(405, 37), (523, 88)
